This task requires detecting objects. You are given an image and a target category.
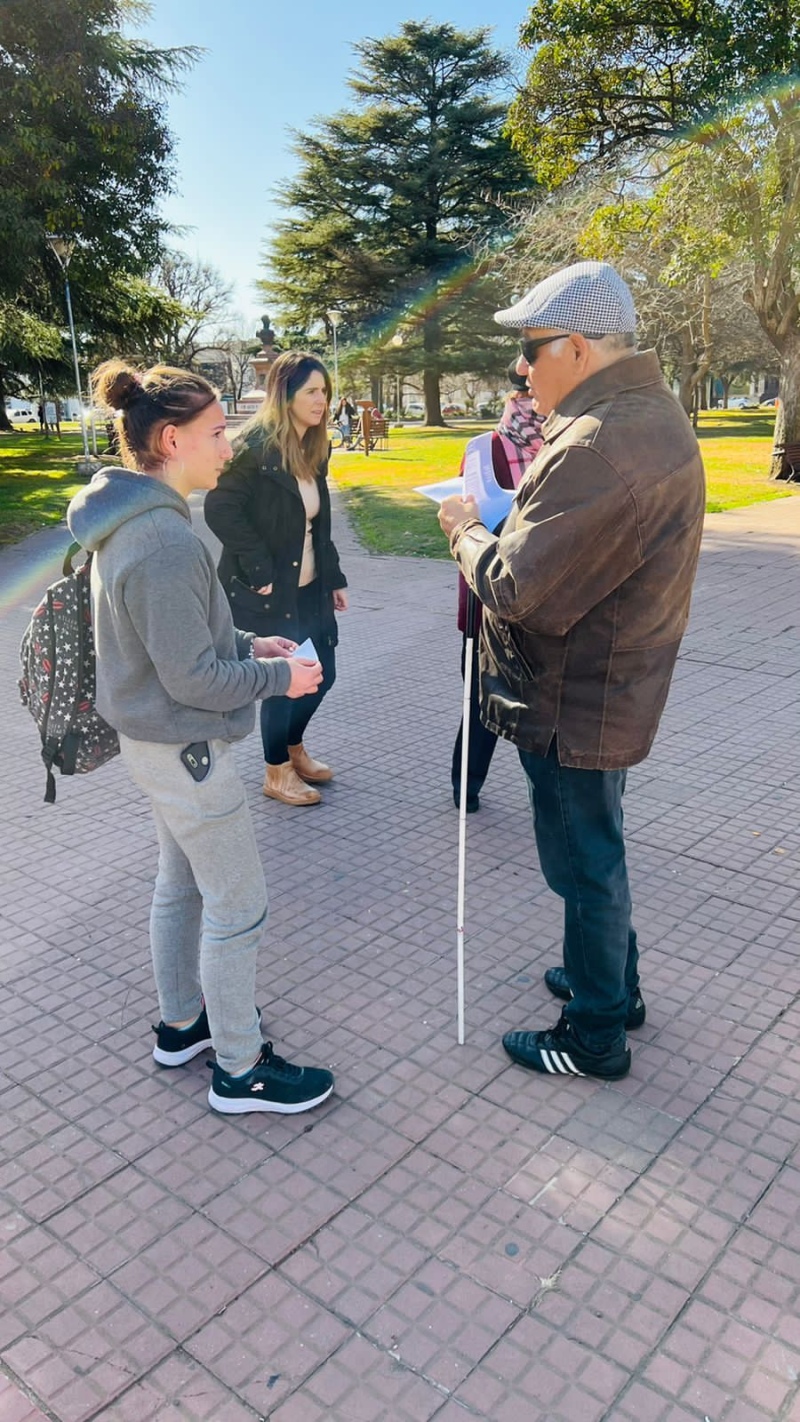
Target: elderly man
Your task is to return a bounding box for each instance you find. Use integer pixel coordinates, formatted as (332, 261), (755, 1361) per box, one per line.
(439, 260), (705, 1081)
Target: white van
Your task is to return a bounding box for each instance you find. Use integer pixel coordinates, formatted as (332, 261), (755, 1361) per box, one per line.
(5, 403), (37, 423)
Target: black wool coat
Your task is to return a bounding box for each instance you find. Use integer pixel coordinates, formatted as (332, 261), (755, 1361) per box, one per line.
(204, 434), (347, 645)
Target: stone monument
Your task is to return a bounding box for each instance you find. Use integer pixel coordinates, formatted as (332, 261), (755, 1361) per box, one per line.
(251, 314), (280, 390)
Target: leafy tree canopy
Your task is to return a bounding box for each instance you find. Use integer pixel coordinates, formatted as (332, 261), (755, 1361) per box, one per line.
(510, 0), (800, 467)
(0, 0), (198, 424)
(263, 21), (535, 422)
(0, 0), (196, 294)
(509, 0), (800, 182)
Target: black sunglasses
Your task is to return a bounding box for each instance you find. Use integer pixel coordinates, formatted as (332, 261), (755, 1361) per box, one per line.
(519, 333), (607, 365)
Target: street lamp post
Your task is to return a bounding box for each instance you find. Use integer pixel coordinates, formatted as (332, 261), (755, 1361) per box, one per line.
(391, 331), (403, 420)
(327, 311), (342, 405)
(46, 234), (89, 457)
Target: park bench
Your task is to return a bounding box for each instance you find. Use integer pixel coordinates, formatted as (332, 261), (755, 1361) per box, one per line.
(776, 442), (800, 481)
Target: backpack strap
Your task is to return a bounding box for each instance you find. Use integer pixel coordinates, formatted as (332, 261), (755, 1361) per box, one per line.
(63, 540), (90, 576)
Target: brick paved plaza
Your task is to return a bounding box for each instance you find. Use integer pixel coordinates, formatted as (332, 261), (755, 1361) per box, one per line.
(1, 486), (799, 1422)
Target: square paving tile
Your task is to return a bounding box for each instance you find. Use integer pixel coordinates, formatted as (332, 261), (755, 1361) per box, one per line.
(278, 1204), (430, 1326)
(202, 1154), (349, 1266)
(436, 1183), (583, 1308)
(0, 1122), (125, 1223)
(0, 1223), (99, 1350)
(646, 1122), (782, 1222)
(691, 1080), (800, 1162)
(503, 1133), (639, 1233)
(45, 1166), (193, 1276)
(133, 1118), (278, 1209)
(277, 1101), (412, 1199)
(591, 1170), (737, 1292)
(96, 1353), (257, 1421)
(558, 1092), (682, 1170)
(652, 1291), (800, 1419)
(3, 1279), (174, 1422)
(267, 1331), (445, 1421)
(184, 1270), (351, 1414)
(356, 1148), (495, 1253)
(0, 1374), (51, 1422)
(109, 1212), (268, 1341)
(422, 1094), (552, 1188)
(364, 1256), (520, 1390)
(451, 1311), (628, 1421)
(534, 1237), (691, 1371)
(745, 1164), (800, 1253)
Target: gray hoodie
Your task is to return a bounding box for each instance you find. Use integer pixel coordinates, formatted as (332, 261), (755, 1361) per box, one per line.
(67, 468), (291, 744)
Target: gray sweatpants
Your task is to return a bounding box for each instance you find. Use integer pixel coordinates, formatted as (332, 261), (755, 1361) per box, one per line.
(119, 735), (265, 1075)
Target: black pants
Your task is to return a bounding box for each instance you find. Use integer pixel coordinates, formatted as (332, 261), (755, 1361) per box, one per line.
(260, 582), (337, 765)
(451, 631), (498, 799)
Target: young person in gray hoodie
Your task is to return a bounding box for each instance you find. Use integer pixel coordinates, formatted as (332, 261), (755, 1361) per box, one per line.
(67, 359), (335, 1116)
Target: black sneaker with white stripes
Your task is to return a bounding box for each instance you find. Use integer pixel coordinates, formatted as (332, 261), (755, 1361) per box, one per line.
(544, 965), (646, 1030)
(502, 1011), (631, 1080)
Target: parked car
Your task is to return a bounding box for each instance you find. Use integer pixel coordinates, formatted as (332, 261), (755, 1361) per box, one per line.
(728, 396), (759, 409)
(760, 397), (779, 408)
(403, 402), (424, 417)
(6, 405), (36, 422)
(442, 403), (465, 417)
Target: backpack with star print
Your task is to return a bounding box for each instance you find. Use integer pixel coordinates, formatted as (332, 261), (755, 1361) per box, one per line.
(18, 542), (119, 803)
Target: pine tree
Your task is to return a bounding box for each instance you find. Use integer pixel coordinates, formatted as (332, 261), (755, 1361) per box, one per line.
(263, 22), (535, 424)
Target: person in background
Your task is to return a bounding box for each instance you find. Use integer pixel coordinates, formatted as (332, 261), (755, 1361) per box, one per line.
(439, 261), (705, 1082)
(67, 359), (334, 1117)
(205, 352), (348, 807)
(333, 394), (356, 447)
(451, 362), (543, 812)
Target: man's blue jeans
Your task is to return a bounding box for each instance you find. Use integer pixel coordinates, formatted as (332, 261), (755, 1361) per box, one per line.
(518, 741), (640, 1051)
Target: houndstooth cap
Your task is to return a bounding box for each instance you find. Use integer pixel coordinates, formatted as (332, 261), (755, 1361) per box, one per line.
(494, 260), (636, 335)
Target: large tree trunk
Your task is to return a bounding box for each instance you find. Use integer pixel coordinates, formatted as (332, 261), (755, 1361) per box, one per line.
(422, 315), (444, 426)
(0, 369), (11, 431)
(771, 336), (800, 479)
(678, 327), (696, 416)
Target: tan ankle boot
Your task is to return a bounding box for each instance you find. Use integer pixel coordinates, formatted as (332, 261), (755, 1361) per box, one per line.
(288, 743), (334, 783)
(263, 761), (321, 805)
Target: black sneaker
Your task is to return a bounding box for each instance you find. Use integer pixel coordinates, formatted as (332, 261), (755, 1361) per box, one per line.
(503, 1011), (631, 1080)
(544, 965), (646, 1030)
(208, 1041), (335, 1115)
(152, 1004), (263, 1067)
(152, 1007), (213, 1067)
(453, 789), (480, 813)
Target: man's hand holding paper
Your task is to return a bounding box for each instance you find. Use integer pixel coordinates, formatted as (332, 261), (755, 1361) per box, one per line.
(438, 494), (481, 538)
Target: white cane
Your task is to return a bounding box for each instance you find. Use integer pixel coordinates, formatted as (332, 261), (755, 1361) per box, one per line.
(456, 588), (477, 1045)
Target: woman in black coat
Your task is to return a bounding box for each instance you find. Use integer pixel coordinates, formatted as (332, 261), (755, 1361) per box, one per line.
(204, 352), (348, 805)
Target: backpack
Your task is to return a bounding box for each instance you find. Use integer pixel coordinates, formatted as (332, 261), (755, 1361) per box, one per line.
(18, 541), (119, 803)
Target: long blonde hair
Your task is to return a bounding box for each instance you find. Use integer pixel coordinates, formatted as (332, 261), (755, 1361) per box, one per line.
(243, 351), (332, 482)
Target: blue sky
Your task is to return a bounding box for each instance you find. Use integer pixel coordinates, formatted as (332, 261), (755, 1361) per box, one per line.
(136, 1), (528, 334)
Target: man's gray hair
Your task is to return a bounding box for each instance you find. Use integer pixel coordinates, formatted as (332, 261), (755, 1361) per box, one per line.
(591, 332), (637, 353)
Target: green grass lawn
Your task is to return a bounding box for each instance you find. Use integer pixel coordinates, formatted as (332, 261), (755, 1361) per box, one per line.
(332, 410), (798, 556)
(0, 427), (91, 546)
(1, 409), (796, 554)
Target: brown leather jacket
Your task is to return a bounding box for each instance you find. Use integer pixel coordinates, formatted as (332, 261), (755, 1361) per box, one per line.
(450, 351), (705, 769)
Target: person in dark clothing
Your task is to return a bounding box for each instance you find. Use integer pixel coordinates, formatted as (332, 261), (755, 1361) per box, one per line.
(205, 352), (348, 807)
(451, 363), (543, 811)
(439, 261), (705, 1083)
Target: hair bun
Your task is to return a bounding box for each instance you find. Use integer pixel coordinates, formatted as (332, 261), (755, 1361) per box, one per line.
(109, 370), (143, 411)
(92, 360), (144, 413)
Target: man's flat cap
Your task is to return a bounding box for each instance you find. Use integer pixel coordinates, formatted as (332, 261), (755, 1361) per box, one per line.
(494, 260), (636, 335)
